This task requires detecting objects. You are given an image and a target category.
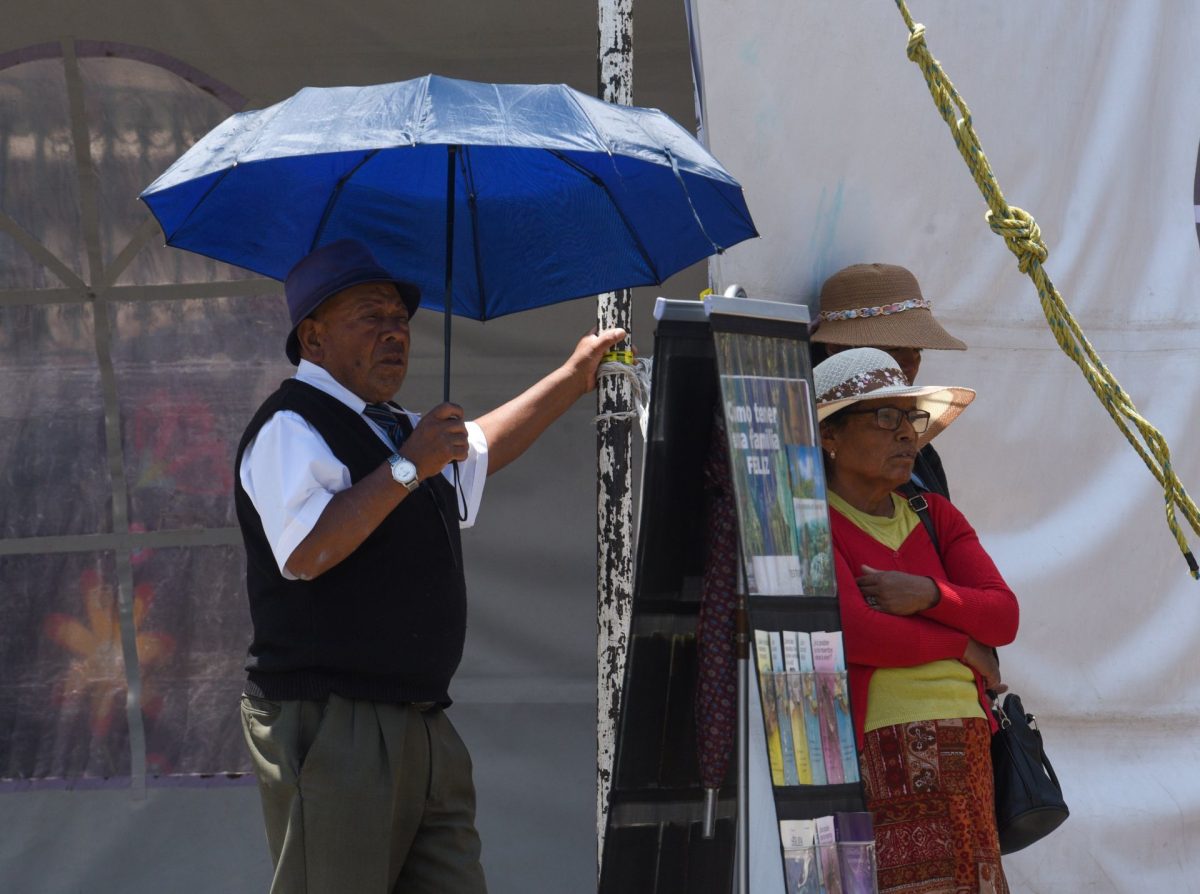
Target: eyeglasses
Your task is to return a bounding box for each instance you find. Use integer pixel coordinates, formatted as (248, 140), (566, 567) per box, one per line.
(841, 406), (931, 433)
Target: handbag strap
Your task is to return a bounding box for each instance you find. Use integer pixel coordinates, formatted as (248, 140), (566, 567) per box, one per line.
(900, 483), (1006, 680)
(899, 482), (941, 555)
(1000, 695), (1064, 792)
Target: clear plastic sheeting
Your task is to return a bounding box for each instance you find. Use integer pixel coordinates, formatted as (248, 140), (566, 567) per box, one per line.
(0, 302), (109, 539)
(0, 545), (252, 782)
(109, 295), (291, 533)
(0, 552), (132, 782)
(0, 58), (86, 287)
(0, 43), (271, 788)
(80, 57), (231, 276)
(129, 545), (252, 777)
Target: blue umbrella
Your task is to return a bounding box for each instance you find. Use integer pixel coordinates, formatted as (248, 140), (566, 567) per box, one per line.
(139, 74), (757, 397)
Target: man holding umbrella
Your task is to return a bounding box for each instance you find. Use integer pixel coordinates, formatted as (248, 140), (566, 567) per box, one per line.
(235, 238), (625, 894)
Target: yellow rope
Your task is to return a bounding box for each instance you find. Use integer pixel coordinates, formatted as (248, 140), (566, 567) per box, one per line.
(893, 0), (1199, 579)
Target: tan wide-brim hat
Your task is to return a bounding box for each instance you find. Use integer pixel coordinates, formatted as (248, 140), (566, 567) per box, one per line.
(812, 263), (967, 351)
(814, 347), (974, 446)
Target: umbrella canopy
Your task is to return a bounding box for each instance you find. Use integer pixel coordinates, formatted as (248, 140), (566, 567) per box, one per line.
(139, 74), (758, 323)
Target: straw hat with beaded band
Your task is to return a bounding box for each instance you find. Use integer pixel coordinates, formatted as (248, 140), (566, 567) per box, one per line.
(814, 348), (975, 447)
(812, 263), (967, 351)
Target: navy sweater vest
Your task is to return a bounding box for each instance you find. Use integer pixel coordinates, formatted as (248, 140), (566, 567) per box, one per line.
(235, 379), (466, 704)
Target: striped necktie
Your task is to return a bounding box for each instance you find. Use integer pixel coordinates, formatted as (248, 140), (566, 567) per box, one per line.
(363, 402), (407, 451)
(366, 402), (469, 522)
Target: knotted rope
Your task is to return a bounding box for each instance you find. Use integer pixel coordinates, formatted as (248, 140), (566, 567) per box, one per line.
(894, 0), (1198, 578)
(596, 355), (653, 439)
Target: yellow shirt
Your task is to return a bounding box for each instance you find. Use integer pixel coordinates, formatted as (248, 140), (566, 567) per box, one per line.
(830, 492), (985, 732)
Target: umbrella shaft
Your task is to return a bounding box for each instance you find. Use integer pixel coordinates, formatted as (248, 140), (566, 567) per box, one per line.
(444, 145), (458, 403)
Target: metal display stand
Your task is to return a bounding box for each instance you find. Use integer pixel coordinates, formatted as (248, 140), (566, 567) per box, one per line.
(597, 294), (866, 894)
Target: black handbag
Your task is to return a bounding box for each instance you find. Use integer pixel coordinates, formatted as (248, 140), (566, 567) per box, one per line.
(989, 692), (1069, 854)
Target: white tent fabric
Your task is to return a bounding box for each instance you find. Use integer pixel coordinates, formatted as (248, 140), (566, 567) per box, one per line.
(689, 1), (1200, 890)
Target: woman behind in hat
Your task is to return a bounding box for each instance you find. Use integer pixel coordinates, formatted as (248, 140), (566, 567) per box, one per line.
(816, 347), (1018, 893)
(812, 263), (966, 500)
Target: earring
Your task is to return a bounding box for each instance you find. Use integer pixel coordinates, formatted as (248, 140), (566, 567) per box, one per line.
(829, 450), (836, 461)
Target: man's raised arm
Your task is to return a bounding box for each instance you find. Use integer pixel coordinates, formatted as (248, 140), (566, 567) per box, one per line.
(475, 327), (626, 475)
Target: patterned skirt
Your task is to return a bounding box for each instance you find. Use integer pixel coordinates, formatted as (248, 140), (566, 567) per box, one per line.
(860, 717), (1009, 894)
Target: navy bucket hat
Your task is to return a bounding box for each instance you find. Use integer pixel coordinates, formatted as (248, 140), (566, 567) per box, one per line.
(283, 239), (421, 365)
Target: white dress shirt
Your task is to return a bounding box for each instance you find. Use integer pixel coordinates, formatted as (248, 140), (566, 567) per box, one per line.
(239, 360), (488, 579)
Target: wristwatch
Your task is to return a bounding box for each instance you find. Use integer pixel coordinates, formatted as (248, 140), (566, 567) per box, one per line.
(387, 453), (420, 493)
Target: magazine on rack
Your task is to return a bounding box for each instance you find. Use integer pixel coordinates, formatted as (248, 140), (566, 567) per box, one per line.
(768, 631), (800, 786)
(753, 630), (786, 786)
(790, 629), (827, 786)
(781, 813), (877, 894)
(811, 631), (860, 784)
(782, 630), (819, 785)
(816, 815), (843, 894)
(718, 374), (834, 597)
(780, 819), (820, 894)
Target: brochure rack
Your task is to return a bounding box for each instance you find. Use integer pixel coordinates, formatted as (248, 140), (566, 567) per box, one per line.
(598, 296), (867, 894)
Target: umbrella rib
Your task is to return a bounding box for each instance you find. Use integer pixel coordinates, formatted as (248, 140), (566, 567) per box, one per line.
(309, 148), (381, 251)
(460, 147), (490, 318)
(545, 149), (662, 284)
(707, 183), (760, 240)
(663, 148), (723, 255)
(156, 165), (236, 243)
(561, 87), (614, 154)
(414, 75), (433, 143)
(143, 88), (303, 245)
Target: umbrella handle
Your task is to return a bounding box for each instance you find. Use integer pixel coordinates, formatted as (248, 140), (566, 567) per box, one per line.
(451, 461), (468, 522)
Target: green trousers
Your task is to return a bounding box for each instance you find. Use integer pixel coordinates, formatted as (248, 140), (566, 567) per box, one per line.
(240, 693), (487, 894)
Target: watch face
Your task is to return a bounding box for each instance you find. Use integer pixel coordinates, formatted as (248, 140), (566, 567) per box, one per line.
(390, 456), (418, 487)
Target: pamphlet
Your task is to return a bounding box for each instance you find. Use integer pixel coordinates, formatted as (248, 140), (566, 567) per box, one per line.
(754, 630), (786, 786)
(769, 631), (800, 786)
(781, 630), (815, 785)
(780, 819), (820, 894)
(793, 629), (827, 786)
(834, 812), (877, 894)
(816, 815), (843, 894)
(811, 631), (860, 784)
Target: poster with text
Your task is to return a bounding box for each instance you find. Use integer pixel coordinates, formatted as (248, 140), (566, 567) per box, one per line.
(719, 373), (834, 596)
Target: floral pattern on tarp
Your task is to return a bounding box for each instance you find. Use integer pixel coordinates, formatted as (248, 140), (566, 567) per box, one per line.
(130, 389), (232, 498)
(2, 556), (115, 780)
(43, 564), (176, 748)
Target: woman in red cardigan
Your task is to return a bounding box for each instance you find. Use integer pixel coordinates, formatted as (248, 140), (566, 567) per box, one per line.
(814, 347), (1018, 894)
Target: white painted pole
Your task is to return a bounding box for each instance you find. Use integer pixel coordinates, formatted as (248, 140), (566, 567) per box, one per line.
(596, 0), (634, 881)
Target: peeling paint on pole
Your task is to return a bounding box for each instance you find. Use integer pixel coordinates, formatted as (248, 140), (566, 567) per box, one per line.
(596, 0), (634, 877)
(598, 0), (634, 107)
(595, 327), (632, 864)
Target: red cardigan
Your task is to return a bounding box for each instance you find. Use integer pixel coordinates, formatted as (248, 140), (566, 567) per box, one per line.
(831, 493), (1019, 747)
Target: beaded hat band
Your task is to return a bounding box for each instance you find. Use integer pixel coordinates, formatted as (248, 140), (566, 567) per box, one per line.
(813, 347), (975, 446)
(812, 264), (966, 351)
